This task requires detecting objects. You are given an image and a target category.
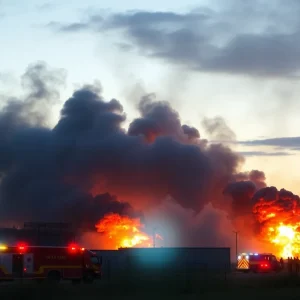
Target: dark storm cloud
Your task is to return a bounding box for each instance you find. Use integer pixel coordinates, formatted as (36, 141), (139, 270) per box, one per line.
(51, 0), (300, 77)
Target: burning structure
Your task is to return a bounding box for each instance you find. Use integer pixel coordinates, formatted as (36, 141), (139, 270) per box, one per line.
(0, 62), (299, 258)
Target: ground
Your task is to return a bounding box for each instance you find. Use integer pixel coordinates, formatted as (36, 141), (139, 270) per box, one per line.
(1, 270), (300, 299)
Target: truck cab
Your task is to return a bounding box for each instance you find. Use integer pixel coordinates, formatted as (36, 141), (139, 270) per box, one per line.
(237, 252), (281, 273)
(249, 253), (281, 272)
(83, 249), (102, 281)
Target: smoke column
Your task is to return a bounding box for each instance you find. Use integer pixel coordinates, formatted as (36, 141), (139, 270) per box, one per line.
(1, 61), (297, 251)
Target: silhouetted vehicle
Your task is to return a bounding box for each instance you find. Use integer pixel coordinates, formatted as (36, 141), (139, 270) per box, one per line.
(237, 252), (282, 273)
(0, 243), (102, 284)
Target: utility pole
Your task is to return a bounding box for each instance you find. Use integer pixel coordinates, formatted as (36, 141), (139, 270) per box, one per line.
(233, 231), (238, 262)
(153, 227), (156, 248)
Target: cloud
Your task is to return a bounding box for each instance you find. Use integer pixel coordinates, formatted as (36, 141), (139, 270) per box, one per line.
(239, 151), (293, 157)
(50, 0), (300, 78)
(59, 22), (90, 32)
(239, 137), (300, 149)
(36, 2), (56, 11)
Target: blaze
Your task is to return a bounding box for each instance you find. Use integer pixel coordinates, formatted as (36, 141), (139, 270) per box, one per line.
(265, 223), (300, 258)
(252, 189), (300, 258)
(253, 209), (300, 257)
(95, 213), (162, 249)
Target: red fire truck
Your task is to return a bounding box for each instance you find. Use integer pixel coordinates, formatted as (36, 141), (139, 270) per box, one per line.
(0, 243), (102, 283)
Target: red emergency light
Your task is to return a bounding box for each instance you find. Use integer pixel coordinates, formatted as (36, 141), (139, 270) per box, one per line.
(68, 243), (85, 253)
(17, 242), (27, 252)
(260, 262), (270, 268)
(68, 243), (79, 252)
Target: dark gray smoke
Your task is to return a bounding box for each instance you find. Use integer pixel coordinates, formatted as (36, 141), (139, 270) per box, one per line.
(252, 186), (300, 223)
(223, 170), (300, 240)
(0, 62), (266, 245)
(223, 170), (267, 215)
(202, 116), (236, 141)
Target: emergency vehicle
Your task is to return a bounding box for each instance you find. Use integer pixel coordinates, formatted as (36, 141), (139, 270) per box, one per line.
(0, 243), (102, 283)
(237, 252), (282, 273)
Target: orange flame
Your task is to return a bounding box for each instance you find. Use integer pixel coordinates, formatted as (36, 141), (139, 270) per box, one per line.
(95, 213), (162, 249)
(255, 209), (300, 258)
(264, 223), (300, 258)
(253, 196), (300, 258)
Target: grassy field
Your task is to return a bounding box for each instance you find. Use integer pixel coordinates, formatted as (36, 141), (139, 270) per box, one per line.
(1, 270), (300, 299)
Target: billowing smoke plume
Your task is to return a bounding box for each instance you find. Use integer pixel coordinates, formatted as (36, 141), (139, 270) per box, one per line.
(223, 170), (267, 216)
(253, 186), (300, 227)
(223, 170), (300, 246)
(0, 61), (290, 249)
(222, 170), (266, 236)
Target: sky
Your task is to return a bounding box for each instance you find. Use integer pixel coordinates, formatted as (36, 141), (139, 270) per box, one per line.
(1, 0), (300, 194)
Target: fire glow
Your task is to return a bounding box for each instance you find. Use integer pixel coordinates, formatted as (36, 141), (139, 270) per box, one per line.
(266, 223), (300, 258)
(95, 213), (163, 249)
(251, 190), (300, 259)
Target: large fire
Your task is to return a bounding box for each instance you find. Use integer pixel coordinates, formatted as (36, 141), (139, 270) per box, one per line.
(253, 192), (300, 258)
(265, 223), (300, 258)
(95, 213), (162, 249)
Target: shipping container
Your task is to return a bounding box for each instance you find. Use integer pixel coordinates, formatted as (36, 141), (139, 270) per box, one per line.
(91, 250), (127, 279)
(119, 247), (231, 271)
(92, 247), (231, 277)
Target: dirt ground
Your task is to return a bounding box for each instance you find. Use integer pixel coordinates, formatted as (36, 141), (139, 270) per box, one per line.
(1, 271), (300, 299)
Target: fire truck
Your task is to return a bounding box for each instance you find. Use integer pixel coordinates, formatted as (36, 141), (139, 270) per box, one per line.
(0, 243), (102, 283)
(237, 252), (282, 273)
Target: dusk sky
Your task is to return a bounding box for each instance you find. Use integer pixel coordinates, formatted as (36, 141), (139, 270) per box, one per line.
(1, 0), (300, 193)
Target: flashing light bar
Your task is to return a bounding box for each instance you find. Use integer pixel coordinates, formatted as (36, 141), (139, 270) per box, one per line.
(238, 252), (259, 256)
